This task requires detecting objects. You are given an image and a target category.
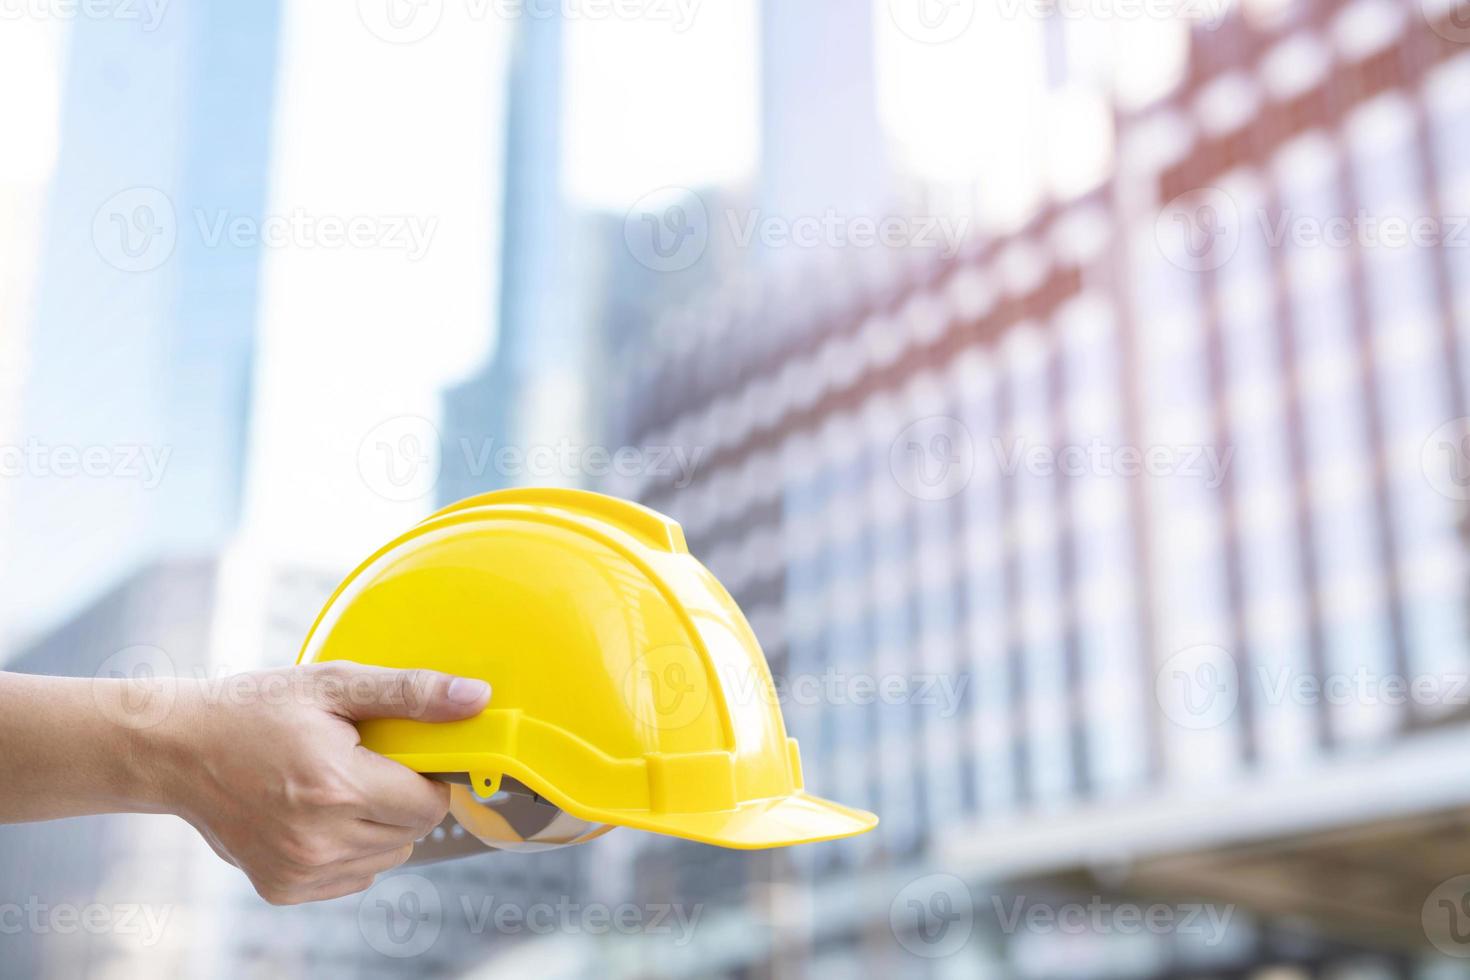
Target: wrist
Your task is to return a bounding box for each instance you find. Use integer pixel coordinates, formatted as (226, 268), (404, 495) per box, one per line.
(116, 677), (204, 818)
(0, 672), (209, 824)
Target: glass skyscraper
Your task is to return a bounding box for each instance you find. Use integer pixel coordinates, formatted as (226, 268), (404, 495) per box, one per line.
(5, 2), (281, 638)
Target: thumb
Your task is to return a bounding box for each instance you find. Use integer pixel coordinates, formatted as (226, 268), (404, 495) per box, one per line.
(310, 663), (491, 722)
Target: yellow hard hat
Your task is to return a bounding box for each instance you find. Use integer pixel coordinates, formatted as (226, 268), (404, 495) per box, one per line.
(297, 487), (878, 851)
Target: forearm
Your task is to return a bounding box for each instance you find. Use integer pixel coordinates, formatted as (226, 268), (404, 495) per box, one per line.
(0, 662), (487, 905)
(0, 671), (190, 822)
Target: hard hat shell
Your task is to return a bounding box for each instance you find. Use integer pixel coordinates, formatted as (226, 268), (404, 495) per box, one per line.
(298, 487), (878, 849)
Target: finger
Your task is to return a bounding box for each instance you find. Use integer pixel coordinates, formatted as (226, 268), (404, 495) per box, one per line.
(353, 844), (415, 877)
(300, 876), (377, 904)
(299, 846), (414, 902)
(347, 818), (439, 852)
(309, 663), (490, 723)
(349, 746), (451, 830)
(323, 844), (415, 884)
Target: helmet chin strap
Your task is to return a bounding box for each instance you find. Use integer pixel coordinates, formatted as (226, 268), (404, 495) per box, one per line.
(405, 811), (498, 866)
(407, 775), (613, 865)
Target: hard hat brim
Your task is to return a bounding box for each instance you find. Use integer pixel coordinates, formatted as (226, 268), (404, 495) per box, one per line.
(586, 792), (879, 850)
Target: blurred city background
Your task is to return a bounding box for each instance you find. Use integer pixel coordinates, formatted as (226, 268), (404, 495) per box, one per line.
(3, 0), (1470, 976)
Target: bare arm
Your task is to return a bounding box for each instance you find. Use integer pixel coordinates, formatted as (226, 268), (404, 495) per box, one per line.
(0, 672), (182, 821)
(0, 664), (490, 905)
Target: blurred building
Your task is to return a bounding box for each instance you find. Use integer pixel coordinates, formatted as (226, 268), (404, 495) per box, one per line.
(758, 0), (888, 224)
(440, 11), (578, 504)
(595, 0), (1470, 975)
(2, 3), (281, 643)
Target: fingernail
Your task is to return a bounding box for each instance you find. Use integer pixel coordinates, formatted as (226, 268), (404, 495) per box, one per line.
(446, 677), (490, 705)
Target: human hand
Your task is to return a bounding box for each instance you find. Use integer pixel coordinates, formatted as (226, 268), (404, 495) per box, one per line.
(155, 662), (489, 905)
